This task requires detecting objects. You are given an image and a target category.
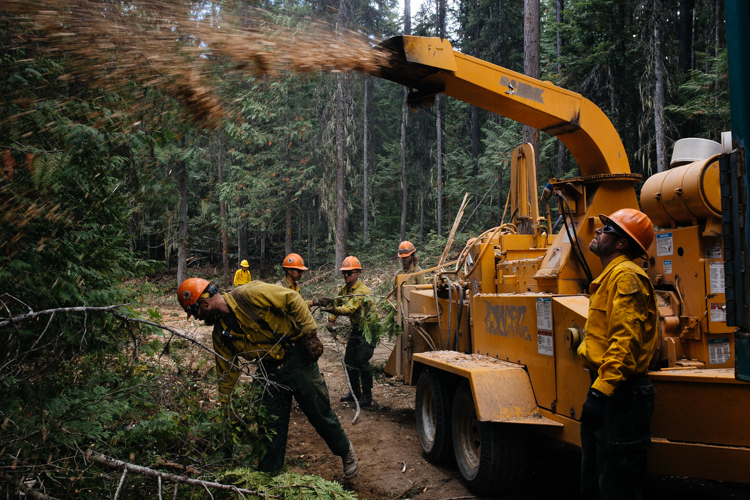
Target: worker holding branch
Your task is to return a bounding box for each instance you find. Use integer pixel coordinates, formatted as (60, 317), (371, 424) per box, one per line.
(324, 256), (375, 407)
(578, 208), (658, 499)
(394, 240), (426, 287)
(177, 278), (358, 478)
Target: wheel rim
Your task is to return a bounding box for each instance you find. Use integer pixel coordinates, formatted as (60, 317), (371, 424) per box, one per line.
(456, 402), (481, 471)
(419, 384), (436, 446)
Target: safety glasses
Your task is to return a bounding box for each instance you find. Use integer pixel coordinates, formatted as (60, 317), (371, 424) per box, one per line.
(342, 270), (357, 277)
(602, 223), (626, 238)
(397, 248), (413, 255)
(185, 301), (202, 316)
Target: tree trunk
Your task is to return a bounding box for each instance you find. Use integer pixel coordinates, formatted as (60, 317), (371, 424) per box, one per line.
(678, 0), (694, 74)
(285, 188), (292, 256)
(471, 104), (480, 208)
(436, 0), (445, 236)
(653, 0), (667, 173)
(400, 0), (411, 243)
(400, 87), (408, 242)
(176, 158), (188, 286)
(436, 95), (443, 236)
(217, 131), (230, 286)
(522, 0), (541, 169)
(363, 76), (370, 245)
(555, 0), (566, 175)
(419, 192), (425, 243)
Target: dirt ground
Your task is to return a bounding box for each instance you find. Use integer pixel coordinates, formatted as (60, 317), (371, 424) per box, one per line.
(153, 297), (750, 500)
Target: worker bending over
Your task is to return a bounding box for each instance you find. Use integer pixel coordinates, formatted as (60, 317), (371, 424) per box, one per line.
(177, 278), (358, 478)
(233, 260), (252, 287)
(394, 240), (426, 287)
(578, 209), (657, 500)
(325, 256), (375, 407)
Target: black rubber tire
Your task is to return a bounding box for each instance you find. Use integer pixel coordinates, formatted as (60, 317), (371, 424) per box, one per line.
(451, 382), (528, 495)
(415, 369), (454, 464)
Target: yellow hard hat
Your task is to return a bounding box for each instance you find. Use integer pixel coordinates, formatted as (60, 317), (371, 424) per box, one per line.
(240, 260), (249, 268)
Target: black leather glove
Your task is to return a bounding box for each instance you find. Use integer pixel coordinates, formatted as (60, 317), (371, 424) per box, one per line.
(321, 306), (338, 314)
(303, 333), (324, 362)
(312, 297), (334, 307)
(581, 388), (609, 430)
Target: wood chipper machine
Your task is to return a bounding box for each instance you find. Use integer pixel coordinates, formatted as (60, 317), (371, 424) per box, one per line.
(369, 34), (750, 495)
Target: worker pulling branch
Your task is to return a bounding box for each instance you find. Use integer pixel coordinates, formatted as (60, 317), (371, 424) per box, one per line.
(324, 256), (376, 407)
(176, 278), (358, 479)
(578, 208), (658, 500)
(394, 240), (426, 287)
(275, 252), (334, 308)
(233, 260), (252, 287)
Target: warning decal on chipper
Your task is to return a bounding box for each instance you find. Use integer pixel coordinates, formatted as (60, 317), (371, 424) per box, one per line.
(656, 233), (673, 256)
(499, 76), (545, 104)
(536, 298), (554, 356)
(709, 338), (730, 365)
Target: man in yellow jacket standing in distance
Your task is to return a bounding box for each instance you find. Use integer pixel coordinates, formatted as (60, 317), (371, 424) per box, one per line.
(233, 260), (252, 287)
(325, 256), (375, 407)
(578, 209), (657, 500)
(177, 278), (359, 478)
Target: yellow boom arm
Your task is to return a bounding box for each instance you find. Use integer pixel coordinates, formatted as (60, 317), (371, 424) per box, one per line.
(373, 36), (630, 177)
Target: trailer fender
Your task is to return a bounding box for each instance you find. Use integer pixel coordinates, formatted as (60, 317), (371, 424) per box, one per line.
(412, 351), (561, 426)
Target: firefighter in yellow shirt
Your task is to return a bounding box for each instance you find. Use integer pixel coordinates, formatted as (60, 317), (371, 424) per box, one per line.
(233, 260), (252, 287)
(324, 256), (375, 407)
(177, 278), (358, 478)
(276, 253), (307, 293)
(394, 240), (426, 287)
(578, 209), (657, 500)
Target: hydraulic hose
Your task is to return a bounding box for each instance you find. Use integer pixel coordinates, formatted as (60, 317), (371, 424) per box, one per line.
(556, 192), (594, 287)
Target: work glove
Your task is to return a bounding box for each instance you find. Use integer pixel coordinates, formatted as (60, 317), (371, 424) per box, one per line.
(311, 297), (334, 307)
(302, 331), (324, 362)
(321, 306), (339, 315)
(580, 388), (609, 431)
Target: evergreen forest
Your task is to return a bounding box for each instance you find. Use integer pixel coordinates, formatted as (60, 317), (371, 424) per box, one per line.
(0, 0), (733, 498)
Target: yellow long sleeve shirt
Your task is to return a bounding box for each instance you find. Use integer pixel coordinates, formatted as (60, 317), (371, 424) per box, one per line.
(275, 275), (300, 293)
(394, 263), (426, 287)
(577, 255), (658, 396)
(233, 268), (252, 287)
(212, 282), (317, 397)
(328, 280), (371, 325)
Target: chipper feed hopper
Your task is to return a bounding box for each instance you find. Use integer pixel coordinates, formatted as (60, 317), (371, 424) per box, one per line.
(371, 35), (750, 495)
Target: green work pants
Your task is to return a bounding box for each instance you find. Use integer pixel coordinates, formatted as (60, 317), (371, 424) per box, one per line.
(344, 326), (376, 396)
(580, 375), (656, 500)
(257, 342), (350, 472)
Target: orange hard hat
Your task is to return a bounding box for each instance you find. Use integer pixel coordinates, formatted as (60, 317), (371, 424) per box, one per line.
(600, 209), (655, 257)
(397, 241), (416, 257)
(340, 255), (362, 271)
(177, 278), (214, 318)
(283, 253), (308, 270)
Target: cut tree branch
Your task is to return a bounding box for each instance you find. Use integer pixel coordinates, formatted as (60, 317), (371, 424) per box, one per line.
(87, 451), (277, 498)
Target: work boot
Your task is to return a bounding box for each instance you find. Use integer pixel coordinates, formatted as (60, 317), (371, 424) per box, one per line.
(342, 442), (359, 479)
(359, 393), (372, 407)
(340, 391), (359, 402)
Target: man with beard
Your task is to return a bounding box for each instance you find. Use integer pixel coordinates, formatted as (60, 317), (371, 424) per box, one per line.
(577, 208), (658, 500)
(394, 241), (426, 287)
(177, 278), (358, 478)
